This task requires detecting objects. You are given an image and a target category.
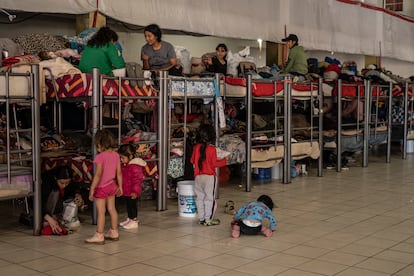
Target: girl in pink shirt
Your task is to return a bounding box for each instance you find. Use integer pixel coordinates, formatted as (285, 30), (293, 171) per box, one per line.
(85, 129), (122, 244)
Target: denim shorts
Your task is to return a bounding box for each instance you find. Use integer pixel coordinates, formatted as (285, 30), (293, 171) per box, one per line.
(94, 183), (118, 199)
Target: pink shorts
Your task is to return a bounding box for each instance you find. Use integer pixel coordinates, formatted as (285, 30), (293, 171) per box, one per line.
(94, 183), (118, 199)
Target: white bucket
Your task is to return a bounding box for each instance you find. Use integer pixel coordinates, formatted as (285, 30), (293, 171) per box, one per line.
(177, 181), (197, 217)
(407, 140), (414, 153)
(271, 163), (282, 179)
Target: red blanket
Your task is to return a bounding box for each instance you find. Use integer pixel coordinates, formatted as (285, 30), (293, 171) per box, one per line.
(225, 77), (318, 96)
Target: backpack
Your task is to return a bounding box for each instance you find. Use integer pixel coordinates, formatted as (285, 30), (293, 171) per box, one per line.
(126, 62), (144, 88)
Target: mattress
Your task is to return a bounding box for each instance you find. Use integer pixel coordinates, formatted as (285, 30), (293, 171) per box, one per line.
(46, 73), (156, 99)
(222, 77), (332, 97)
(0, 165), (33, 199)
(251, 141), (320, 168)
(0, 74), (32, 98)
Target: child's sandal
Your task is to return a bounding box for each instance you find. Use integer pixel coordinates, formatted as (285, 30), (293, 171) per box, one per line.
(225, 200), (235, 215)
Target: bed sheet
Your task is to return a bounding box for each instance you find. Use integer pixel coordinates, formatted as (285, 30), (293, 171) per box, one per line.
(170, 77), (215, 97)
(223, 77), (332, 97)
(46, 73), (156, 99)
(324, 132), (388, 152)
(251, 141), (320, 168)
(218, 134), (246, 164)
(0, 165), (33, 199)
(41, 154), (93, 183)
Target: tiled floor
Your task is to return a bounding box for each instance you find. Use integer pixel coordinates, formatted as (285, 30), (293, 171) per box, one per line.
(2, 151), (414, 275)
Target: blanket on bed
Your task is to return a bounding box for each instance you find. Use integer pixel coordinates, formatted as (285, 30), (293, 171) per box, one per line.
(46, 73), (156, 99)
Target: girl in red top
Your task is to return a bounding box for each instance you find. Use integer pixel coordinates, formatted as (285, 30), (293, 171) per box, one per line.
(118, 144), (147, 229)
(190, 124), (227, 226)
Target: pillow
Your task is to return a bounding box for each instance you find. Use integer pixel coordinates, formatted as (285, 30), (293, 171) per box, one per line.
(191, 57), (205, 74)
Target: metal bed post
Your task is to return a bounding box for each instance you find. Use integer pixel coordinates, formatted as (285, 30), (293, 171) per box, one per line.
(32, 64), (42, 236)
(386, 82), (393, 163)
(91, 68), (100, 224)
(403, 81), (409, 159)
(336, 80), (342, 172)
(317, 78), (323, 177)
(363, 80), (370, 167)
(214, 73), (220, 198)
(245, 75), (252, 192)
(157, 71), (168, 211)
(283, 76), (292, 184)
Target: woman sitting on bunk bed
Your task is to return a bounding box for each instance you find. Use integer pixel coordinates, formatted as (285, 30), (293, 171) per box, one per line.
(203, 43), (228, 75)
(78, 26), (125, 76)
(141, 23), (183, 76)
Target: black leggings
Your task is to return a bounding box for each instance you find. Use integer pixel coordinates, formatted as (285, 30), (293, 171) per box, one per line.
(125, 196), (138, 219)
(236, 220), (262, 235)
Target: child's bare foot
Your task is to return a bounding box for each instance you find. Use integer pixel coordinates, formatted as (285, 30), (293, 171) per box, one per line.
(231, 224), (240, 238)
(231, 229), (240, 238)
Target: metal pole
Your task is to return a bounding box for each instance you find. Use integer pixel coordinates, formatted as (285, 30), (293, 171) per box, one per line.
(246, 74), (252, 192)
(337, 80), (342, 172)
(363, 80), (370, 167)
(214, 73), (220, 198)
(386, 82), (392, 163)
(157, 71), (168, 210)
(283, 77), (291, 183)
(91, 68), (100, 224)
(403, 82), (408, 159)
(32, 64), (42, 236)
(318, 78), (323, 177)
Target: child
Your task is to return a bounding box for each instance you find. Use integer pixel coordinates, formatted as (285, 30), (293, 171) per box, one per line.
(231, 195), (277, 238)
(118, 144), (147, 229)
(190, 124), (227, 226)
(85, 129), (123, 244)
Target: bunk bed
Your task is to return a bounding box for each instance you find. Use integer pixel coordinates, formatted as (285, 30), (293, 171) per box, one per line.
(392, 81), (414, 159)
(324, 80), (392, 171)
(167, 75), (218, 181)
(44, 68), (169, 211)
(240, 75), (324, 187)
(0, 65), (42, 235)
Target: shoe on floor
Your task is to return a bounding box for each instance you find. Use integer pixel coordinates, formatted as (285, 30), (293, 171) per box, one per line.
(204, 219), (220, 226)
(119, 218), (130, 227)
(85, 232), (105, 245)
(104, 229), (119, 241)
(123, 219), (138, 229)
(197, 220), (206, 225)
(65, 218), (80, 231)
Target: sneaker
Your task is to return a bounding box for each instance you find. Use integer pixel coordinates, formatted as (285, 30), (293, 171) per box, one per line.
(104, 229), (119, 241)
(203, 219), (221, 226)
(119, 218), (130, 227)
(65, 218), (81, 231)
(197, 220), (205, 225)
(123, 220), (138, 229)
(85, 232), (105, 245)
